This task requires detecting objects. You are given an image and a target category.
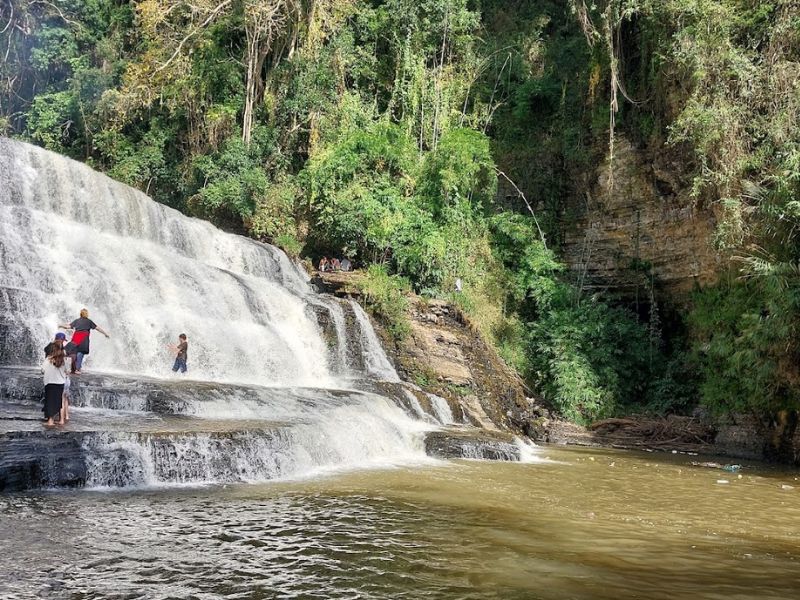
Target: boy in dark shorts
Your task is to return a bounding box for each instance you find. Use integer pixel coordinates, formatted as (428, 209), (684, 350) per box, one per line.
(169, 333), (188, 374)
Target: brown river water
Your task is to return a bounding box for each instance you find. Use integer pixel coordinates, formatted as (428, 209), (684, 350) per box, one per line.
(1, 446), (798, 599)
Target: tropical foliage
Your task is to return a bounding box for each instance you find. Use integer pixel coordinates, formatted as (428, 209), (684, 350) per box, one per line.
(2, 0), (798, 423)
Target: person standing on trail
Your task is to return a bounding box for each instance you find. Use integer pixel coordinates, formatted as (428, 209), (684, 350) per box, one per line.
(60, 308), (110, 375)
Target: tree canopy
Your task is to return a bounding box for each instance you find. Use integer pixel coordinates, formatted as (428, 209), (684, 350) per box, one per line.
(3, 0), (799, 424)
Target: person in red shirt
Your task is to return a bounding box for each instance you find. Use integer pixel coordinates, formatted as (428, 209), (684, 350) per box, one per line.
(59, 308), (110, 374)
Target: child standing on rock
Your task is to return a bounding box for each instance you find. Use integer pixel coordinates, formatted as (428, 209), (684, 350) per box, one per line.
(168, 333), (189, 374)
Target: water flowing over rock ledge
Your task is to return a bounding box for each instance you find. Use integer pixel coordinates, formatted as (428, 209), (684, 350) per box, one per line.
(0, 368), (529, 491)
(314, 271), (545, 434)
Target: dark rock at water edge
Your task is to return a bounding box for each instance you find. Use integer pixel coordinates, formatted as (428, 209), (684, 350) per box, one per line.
(0, 366), (527, 492)
(0, 431), (87, 491)
(424, 429), (521, 461)
(544, 413), (800, 466)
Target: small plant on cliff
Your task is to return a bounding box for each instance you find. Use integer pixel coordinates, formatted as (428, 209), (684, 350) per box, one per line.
(358, 265), (412, 341)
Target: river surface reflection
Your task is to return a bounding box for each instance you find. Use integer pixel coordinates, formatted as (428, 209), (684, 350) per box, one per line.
(1, 446), (798, 599)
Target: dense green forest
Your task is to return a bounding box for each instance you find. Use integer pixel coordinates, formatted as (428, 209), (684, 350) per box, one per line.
(2, 0), (799, 430)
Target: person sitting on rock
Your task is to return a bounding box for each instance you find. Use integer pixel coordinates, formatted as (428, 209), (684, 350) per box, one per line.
(331, 257), (341, 271)
(318, 257), (329, 272)
(340, 258), (352, 272)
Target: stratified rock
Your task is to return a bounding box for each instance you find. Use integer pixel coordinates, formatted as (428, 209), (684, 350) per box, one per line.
(560, 136), (720, 297)
(713, 416), (770, 461)
(0, 365), (528, 492)
(0, 431), (86, 491)
(310, 274), (544, 436)
(369, 298), (540, 434)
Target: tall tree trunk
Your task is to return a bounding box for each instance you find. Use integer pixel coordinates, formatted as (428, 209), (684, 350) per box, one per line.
(243, 26), (261, 145)
(243, 1), (285, 145)
(242, 0), (303, 145)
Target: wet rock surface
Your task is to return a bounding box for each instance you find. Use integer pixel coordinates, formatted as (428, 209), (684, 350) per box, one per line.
(0, 366), (526, 492)
(372, 297), (541, 435)
(315, 272), (545, 436)
(424, 429), (521, 461)
(0, 431), (87, 491)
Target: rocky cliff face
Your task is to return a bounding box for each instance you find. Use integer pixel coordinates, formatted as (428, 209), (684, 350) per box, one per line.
(314, 272), (800, 465)
(313, 272), (546, 439)
(560, 136), (721, 298)
(380, 298), (537, 433)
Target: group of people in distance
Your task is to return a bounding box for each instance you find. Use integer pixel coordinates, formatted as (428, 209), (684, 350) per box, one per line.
(318, 256), (352, 272)
(41, 308), (190, 427)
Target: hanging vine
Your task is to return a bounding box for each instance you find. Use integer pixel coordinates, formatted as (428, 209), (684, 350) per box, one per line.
(570, 0), (643, 189)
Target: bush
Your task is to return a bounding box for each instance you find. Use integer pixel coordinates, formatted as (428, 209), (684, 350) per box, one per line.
(689, 275), (800, 417)
(416, 128), (497, 222)
(358, 265), (412, 341)
(487, 212), (655, 423)
(304, 121), (417, 261)
(27, 91), (75, 151)
(247, 180), (298, 248)
(188, 127), (277, 224)
(528, 297), (651, 423)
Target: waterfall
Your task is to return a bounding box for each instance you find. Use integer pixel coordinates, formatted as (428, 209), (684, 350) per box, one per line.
(0, 137), (374, 388)
(427, 393), (455, 425)
(0, 138), (522, 491)
(349, 300), (401, 382)
(78, 389), (428, 488)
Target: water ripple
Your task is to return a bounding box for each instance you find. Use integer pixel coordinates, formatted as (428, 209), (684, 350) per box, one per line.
(2, 451), (800, 599)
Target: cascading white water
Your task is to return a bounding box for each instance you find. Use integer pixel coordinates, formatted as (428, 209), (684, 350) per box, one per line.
(307, 295), (353, 376)
(0, 139), (522, 490)
(0, 138), (363, 387)
(79, 389), (430, 488)
(349, 300), (401, 382)
(427, 393), (455, 425)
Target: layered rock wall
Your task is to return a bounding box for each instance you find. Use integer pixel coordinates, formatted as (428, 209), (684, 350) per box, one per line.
(560, 137), (721, 297)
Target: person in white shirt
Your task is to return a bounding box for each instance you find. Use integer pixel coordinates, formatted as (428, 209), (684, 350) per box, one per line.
(42, 340), (69, 427)
(44, 332), (71, 423)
